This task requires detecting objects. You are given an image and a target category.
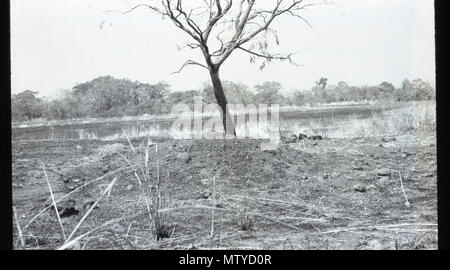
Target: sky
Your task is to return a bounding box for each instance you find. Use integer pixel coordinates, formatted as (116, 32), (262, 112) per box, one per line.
(10, 0), (435, 98)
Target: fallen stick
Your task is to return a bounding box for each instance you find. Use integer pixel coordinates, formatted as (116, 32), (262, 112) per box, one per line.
(66, 176), (118, 242)
(393, 170), (410, 207)
(24, 165), (134, 229)
(13, 206), (25, 247)
(58, 211), (146, 250)
(318, 223), (437, 235)
(210, 176), (216, 238)
(42, 162), (66, 241)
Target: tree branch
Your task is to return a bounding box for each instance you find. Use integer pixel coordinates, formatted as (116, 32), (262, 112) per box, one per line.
(163, 0), (202, 43)
(121, 0), (319, 72)
(237, 46), (298, 65)
(203, 0), (233, 42)
(171, 60), (210, 74)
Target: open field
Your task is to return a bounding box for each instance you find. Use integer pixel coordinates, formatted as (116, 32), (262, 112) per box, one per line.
(11, 101), (437, 250)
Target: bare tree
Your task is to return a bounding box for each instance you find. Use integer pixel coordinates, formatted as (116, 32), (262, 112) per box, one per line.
(123, 0), (323, 136)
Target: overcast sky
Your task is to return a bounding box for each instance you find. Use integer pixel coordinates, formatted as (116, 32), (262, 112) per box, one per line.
(11, 0), (435, 97)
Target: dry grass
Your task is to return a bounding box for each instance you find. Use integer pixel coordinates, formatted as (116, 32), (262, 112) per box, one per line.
(287, 101), (435, 139)
(39, 134), (172, 249)
(388, 101), (436, 133)
(12, 113), (180, 129)
(118, 134), (171, 241)
(76, 129), (99, 140)
(73, 126), (168, 141)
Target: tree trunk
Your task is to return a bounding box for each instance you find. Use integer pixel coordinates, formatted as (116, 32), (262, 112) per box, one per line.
(209, 69), (236, 137)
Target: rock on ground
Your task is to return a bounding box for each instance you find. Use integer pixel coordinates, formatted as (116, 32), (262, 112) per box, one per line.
(353, 183), (367, 192)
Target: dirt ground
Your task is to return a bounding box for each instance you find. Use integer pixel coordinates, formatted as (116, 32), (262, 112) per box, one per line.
(12, 132), (437, 250)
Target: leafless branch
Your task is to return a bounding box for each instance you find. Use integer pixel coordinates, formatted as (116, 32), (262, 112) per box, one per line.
(176, 43), (202, 51)
(237, 46), (298, 66)
(171, 60), (210, 74)
(120, 3), (163, 15)
(120, 0), (320, 72)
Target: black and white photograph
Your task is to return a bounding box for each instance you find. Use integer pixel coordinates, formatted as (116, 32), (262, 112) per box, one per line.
(9, 0), (437, 250)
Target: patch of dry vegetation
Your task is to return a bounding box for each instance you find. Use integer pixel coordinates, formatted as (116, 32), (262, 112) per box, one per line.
(286, 101), (435, 139)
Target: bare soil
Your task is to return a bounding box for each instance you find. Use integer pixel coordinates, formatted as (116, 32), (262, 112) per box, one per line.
(12, 131), (437, 250)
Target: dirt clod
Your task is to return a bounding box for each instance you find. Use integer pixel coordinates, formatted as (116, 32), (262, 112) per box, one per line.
(381, 137), (396, 143)
(353, 183), (367, 192)
(376, 169), (391, 177)
(198, 190), (212, 199)
(176, 152), (191, 163)
(298, 133), (308, 140)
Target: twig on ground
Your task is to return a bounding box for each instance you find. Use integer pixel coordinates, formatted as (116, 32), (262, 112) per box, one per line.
(211, 176), (216, 238)
(115, 151), (143, 185)
(318, 223), (437, 235)
(13, 206), (25, 248)
(42, 162), (67, 241)
(125, 222), (133, 238)
(58, 211), (146, 250)
(66, 176), (118, 242)
(23, 165), (134, 230)
(393, 170), (410, 207)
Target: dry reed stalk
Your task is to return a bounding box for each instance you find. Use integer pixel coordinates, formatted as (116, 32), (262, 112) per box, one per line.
(66, 176), (118, 242)
(122, 127), (135, 153)
(116, 151), (143, 185)
(121, 137), (153, 229)
(210, 176), (216, 238)
(42, 162), (67, 241)
(125, 223), (133, 238)
(23, 165), (134, 230)
(318, 223), (437, 235)
(13, 206), (25, 247)
(393, 170), (410, 207)
(58, 211), (147, 250)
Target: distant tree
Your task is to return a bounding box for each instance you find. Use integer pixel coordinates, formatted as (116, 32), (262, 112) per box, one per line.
(354, 85), (370, 101)
(132, 82), (171, 115)
(377, 81), (395, 100)
(293, 90), (305, 106)
(202, 81), (255, 105)
(46, 99), (68, 119)
(316, 77), (328, 90)
(165, 90), (202, 111)
(393, 79), (415, 101)
(302, 90), (317, 105)
(72, 76), (169, 117)
(254, 81), (284, 105)
(11, 90), (45, 121)
(45, 91), (83, 119)
(334, 81), (351, 101)
(411, 79), (435, 100)
(325, 81), (349, 102)
(312, 77), (328, 102)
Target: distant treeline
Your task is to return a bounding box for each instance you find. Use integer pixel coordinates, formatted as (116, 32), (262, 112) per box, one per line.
(11, 75), (435, 122)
